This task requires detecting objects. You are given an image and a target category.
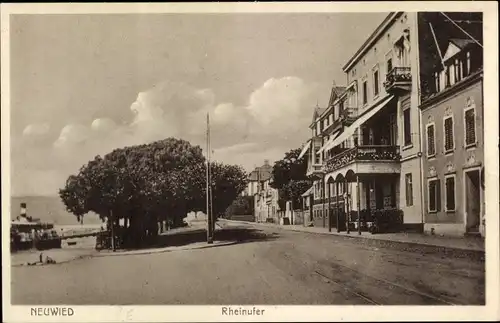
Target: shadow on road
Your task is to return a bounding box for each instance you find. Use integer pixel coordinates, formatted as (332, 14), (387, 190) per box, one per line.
(124, 225), (280, 251)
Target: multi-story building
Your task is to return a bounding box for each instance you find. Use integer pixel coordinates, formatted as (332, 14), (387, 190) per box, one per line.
(299, 85), (349, 228)
(240, 160), (281, 223)
(417, 12), (484, 236)
(301, 12), (421, 232)
(254, 177), (281, 223)
(242, 160), (272, 196)
(300, 12), (484, 237)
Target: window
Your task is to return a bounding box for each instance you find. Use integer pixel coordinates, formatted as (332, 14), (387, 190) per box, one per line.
(403, 108), (412, 146)
(362, 80), (368, 105)
(314, 151), (320, 164)
(465, 107), (476, 146)
(434, 72), (440, 92)
(405, 173), (413, 206)
(373, 69), (380, 96)
(445, 175), (456, 212)
(465, 51), (471, 76)
(387, 58), (393, 73)
(426, 123), (436, 157)
(439, 69), (446, 91)
(445, 66), (451, 87)
(443, 116), (454, 153)
(389, 114), (397, 145)
(449, 63), (456, 85)
(428, 179), (441, 212)
(454, 59), (462, 82)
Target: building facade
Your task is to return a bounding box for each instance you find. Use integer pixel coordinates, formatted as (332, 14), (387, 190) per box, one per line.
(241, 160), (281, 223)
(254, 177), (281, 224)
(300, 12), (422, 232)
(242, 160), (272, 197)
(299, 12), (484, 237)
(417, 12), (484, 236)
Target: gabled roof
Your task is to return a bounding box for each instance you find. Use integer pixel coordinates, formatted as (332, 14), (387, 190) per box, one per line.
(301, 186), (314, 197)
(443, 38), (475, 62)
(248, 163), (272, 182)
(450, 38), (475, 49)
(328, 86), (347, 108)
(311, 105), (326, 124)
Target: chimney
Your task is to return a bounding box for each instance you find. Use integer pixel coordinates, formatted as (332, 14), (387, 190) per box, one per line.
(20, 203), (27, 218)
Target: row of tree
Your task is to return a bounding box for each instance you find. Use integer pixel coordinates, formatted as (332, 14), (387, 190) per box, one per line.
(59, 138), (247, 247)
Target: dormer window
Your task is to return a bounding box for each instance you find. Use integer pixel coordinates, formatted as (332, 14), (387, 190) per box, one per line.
(432, 39), (481, 95)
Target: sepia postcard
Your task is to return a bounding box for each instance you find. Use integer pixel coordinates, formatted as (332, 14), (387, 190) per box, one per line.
(1, 2), (499, 322)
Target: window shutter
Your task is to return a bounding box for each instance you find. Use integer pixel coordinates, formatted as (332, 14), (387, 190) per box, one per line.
(436, 180), (441, 212)
(404, 109), (412, 145)
(427, 125), (435, 156)
(465, 109), (476, 145)
(444, 118), (454, 151)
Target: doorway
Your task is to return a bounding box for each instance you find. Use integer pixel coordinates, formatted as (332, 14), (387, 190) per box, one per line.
(464, 169), (481, 233)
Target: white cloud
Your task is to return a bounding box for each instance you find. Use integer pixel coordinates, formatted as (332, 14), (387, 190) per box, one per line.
(91, 118), (117, 134)
(53, 124), (91, 148)
(246, 76), (318, 136)
(12, 77), (324, 196)
(22, 123), (50, 137)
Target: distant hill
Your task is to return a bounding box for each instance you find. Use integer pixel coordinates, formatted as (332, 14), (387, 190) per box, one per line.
(10, 195), (102, 225)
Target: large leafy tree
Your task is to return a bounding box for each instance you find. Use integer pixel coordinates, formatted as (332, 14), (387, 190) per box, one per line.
(209, 162), (248, 218)
(270, 147), (311, 209)
(59, 137), (246, 247)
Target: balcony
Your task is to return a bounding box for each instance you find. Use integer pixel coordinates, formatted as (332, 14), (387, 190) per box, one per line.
(339, 107), (357, 126)
(306, 164), (323, 178)
(324, 145), (401, 173)
(384, 67), (412, 93)
(322, 107), (358, 135)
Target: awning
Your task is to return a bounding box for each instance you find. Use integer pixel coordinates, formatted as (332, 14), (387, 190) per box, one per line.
(326, 95), (395, 150)
(317, 129), (341, 154)
(301, 186), (314, 197)
(297, 140), (312, 160)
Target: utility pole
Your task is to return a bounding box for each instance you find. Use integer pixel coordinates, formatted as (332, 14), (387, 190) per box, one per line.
(206, 113), (213, 244)
(110, 209), (116, 252)
(210, 136), (215, 237)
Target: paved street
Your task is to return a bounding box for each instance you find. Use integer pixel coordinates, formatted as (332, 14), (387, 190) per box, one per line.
(11, 221), (484, 305)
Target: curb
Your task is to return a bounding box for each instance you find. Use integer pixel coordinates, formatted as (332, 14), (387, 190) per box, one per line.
(93, 240), (236, 258)
(221, 219), (485, 256)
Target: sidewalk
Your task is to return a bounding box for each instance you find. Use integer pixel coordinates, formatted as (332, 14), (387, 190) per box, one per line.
(222, 219), (485, 253)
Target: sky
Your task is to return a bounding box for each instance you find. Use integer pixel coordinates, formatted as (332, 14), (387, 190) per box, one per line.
(10, 12), (388, 196)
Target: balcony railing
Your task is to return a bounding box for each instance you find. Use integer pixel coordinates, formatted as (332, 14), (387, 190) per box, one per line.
(307, 164), (323, 176)
(320, 108), (358, 137)
(384, 67), (412, 92)
(339, 107), (358, 124)
(324, 145), (400, 173)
